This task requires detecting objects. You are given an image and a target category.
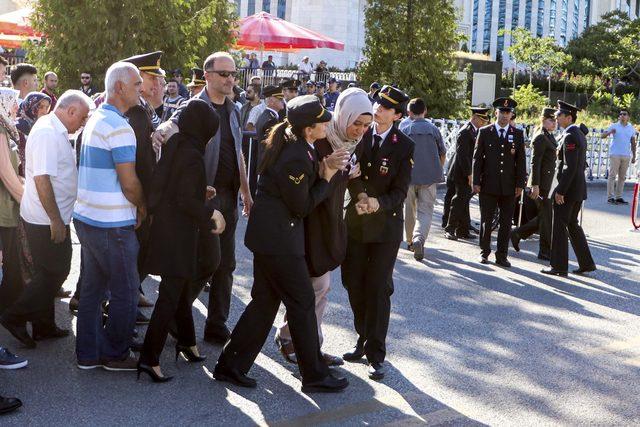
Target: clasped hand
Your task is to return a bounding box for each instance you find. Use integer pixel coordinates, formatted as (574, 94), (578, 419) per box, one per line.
(355, 193), (379, 215)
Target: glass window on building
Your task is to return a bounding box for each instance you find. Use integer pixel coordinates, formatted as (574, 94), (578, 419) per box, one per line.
(537, 0), (546, 37)
(584, 0), (590, 30)
(248, 0), (255, 15)
(549, 0), (557, 35)
(278, 0), (286, 18)
(511, 0), (520, 30)
(572, 0), (580, 38)
(497, 0), (507, 55)
(472, 0), (479, 51)
(483, 0), (493, 54)
(559, 0), (568, 45)
(263, 0), (270, 13)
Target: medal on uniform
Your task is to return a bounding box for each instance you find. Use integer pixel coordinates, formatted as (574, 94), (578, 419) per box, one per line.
(509, 134), (515, 155)
(380, 158), (389, 175)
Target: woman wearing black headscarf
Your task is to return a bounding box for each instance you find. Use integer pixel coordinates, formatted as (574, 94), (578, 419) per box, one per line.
(138, 99), (225, 382)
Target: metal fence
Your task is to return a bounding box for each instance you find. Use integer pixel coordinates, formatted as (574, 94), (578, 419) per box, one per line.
(433, 119), (640, 181)
(237, 67), (357, 88)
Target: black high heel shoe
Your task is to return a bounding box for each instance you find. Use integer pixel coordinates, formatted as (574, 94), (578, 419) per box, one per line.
(175, 344), (207, 363)
(136, 362), (173, 383)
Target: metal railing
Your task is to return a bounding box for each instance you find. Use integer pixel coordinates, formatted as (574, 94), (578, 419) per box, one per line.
(237, 67), (357, 88)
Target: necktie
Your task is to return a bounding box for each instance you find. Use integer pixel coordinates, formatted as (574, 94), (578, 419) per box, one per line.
(372, 134), (382, 158)
(499, 129), (505, 141)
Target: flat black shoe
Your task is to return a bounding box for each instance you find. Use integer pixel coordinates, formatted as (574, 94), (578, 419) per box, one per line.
(0, 318), (35, 349)
(0, 396), (22, 414)
(541, 268), (568, 277)
(137, 363), (173, 383)
(479, 256), (490, 264)
(368, 361), (387, 380)
(608, 198), (617, 205)
(412, 241), (424, 261)
(537, 254), (550, 261)
(457, 234), (476, 240)
(32, 326), (70, 341)
(616, 198), (629, 205)
(469, 225), (480, 234)
(342, 344), (365, 362)
(302, 374), (349, 393)
(495, 258), (511, 268)
(204, 326), (231, 345)
(444, 231), (458, 241)
(573, 265), (597, 274)
(510, 232), (521, 252)
(175, 344), (206, 362)
(213, 364), (257, 388)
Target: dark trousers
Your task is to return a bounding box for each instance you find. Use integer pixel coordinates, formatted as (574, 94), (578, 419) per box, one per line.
(514, 197), (552, 257)
(218, 254), (329, 383)
(445, 183), (472, 236)
(140, 276), (196, 366)
(3, 222), (71, 330)
(0, 227), (24, 314)
(441, 182), (455, 227)
(479, 193), (515, 260)
(205, 190), (238, 333)
(341, 238), (400, 363)
(550, 199), (595, 272)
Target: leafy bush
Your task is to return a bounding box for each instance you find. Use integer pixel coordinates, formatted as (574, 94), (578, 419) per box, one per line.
(513, 84), (548, 117)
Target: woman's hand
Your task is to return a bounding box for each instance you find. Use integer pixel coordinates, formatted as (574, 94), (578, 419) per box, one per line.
(211, 210), (226, 234)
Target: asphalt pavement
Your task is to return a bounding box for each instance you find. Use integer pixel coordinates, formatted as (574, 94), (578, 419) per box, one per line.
(1, 184), (640, 426)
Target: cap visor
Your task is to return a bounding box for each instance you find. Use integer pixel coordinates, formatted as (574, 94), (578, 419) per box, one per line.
(318, 109), (333, 123)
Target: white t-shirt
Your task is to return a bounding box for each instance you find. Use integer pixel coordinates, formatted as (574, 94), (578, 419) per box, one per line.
(607, 122), (636, 157)
(247, 101), (266, 127)
(20, 113), (78, 225)
(298, 61), (313, 74)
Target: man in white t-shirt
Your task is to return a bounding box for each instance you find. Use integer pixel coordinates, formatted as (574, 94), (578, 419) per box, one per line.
(0, 90), (92, 349)
(602, 110), (637, 204)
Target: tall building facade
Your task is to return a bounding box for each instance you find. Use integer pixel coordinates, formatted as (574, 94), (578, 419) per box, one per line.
(456, 0), (640, 65)
(234, 0), (366, 69)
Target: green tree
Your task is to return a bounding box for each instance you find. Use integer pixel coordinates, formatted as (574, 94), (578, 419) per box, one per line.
(28, 0), (236, 90)
(359, 0), (465, 117)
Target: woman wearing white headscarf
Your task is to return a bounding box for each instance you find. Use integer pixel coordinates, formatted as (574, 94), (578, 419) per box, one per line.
(275, 88), (373, 366)
(0, 88), (25, 312)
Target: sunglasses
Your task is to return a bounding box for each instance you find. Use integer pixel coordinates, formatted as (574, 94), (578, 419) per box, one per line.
(206, 70), (238, 78)
(81, 76), (90, 80)
(620, 112), (628, 116)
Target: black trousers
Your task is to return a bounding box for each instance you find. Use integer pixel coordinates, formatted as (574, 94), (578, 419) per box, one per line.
(218, 254), (329, 383)
(341, 238), (400, 363)
(441, 182), (455, 227)
(514, 197), (552, 257)
(550, 199), (595, 272)
(205, 190), (239, 333)
(140, 276), (196, 366)
(479, 193), (515, 260)
(0, 226), (24, 314)
(445, 182), (472, 236)
(3, 222), (71, 329)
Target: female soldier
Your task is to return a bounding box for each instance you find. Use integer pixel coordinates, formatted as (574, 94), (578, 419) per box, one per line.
(214, 95), (350, 393)
(275, 88), (373, 367)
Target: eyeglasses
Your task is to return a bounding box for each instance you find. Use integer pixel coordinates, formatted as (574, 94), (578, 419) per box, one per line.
(206, 70), (238, 78)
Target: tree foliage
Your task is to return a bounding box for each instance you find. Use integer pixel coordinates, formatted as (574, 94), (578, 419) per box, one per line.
(506, 28), (571, 83)
(28, 0), (237, 90)
(358, 0), (465, 117)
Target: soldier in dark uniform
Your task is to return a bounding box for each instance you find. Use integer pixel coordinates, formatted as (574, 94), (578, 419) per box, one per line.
(341, 85), (414, 380)
(510, 107), (558, 260)
(251, 85), (285, 197)
(472, 97), (526, 267)
(542, 102), (596, 276)
(444, 107), (490, 240)
(215, 96), (349, 393)
(281, 78), (300, 120)
(187, 67), (205, 98)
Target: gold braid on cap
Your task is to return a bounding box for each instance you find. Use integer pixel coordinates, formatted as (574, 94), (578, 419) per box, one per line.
(380, 92), (399, 105)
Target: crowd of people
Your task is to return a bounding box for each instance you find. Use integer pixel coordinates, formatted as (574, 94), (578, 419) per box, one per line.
(0, 45), (636, 415)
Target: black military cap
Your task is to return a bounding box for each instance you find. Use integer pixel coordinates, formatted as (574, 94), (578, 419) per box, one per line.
(287, 95), (332, 128)
(262, 85), (284, 99)
(492, 97), (517, 112)
(327, 77), (338, 84)
(187, 67), (205, 88)
(122, 51), (165, 77)
(375, 85), (409, 110)
(470, 106), (491, 120)
(556, 100), (580, 115)
(370, 82), (380, 90)
(173, 68), (183, 77)
(282, 78), (301, 89)
(542, 107), (557, 119)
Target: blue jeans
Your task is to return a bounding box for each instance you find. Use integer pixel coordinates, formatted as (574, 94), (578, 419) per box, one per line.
(74, 219), (139, 361)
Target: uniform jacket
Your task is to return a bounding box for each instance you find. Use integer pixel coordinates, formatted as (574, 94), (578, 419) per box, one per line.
(553, 124), (587, 201)
(255, 107), (280, 168)
(126, 105), (156, 198)
(245, 138), (330, 255)
(529, 129), (557, 198)
(472, 123), (526, 196)
(448, 121), (477, 184)
(346, 126), (415, 243)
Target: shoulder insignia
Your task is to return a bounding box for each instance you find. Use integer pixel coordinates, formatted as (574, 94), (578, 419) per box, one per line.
(288, 173), (305, 184)
(566, 143), (576, 151)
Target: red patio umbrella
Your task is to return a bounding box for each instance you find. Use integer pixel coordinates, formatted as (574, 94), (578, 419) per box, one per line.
(0, 8), (39, 37)
(235, 11), (344, 52)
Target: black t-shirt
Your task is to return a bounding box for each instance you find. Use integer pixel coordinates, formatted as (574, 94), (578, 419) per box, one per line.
(213, 102), (239, 191)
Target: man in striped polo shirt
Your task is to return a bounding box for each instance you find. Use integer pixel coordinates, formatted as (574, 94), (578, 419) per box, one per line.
(73, 62), (147, 371)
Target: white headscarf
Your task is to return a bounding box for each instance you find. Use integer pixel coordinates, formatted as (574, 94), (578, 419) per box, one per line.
(0, 88), (19, 143)
(325, 87), (373, 153)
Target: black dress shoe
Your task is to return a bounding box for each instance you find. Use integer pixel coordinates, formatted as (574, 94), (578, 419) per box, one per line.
(204, 326), (231, 344)
(444, 231), (458, 241)
(615, 198), (629, 205)
(32, 326), (70, 341)
(510, 232), (521, 252)
(495, 258), (511, 268)
(541, 268), (568, 277)
(573, 265), (597, 274)
(342, 344), (365, 362)
(537, 254), (550, 261)
(0, 318), (35, 349)
(302, 374), (349, 393)
(457, 234), (476, 240)
(479, 256), (490, 264)
(469, 225), (480, 234)
(368, 361), (387, 380)
(0, 396), (22, 414)
(213, 364), (257, 388)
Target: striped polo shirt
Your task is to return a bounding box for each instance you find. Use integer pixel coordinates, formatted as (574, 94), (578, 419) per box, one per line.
(73, 103), (137, 228)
